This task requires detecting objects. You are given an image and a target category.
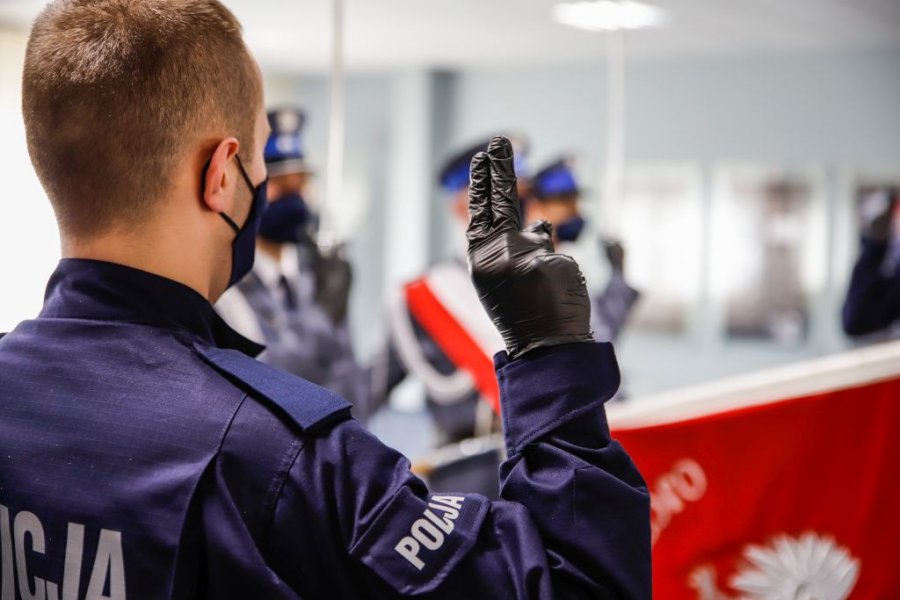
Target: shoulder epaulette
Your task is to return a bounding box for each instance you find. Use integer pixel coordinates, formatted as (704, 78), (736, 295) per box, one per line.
(194, 343), (351, 432)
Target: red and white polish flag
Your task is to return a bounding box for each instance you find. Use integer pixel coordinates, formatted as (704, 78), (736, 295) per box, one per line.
(609, 341), (900, 599)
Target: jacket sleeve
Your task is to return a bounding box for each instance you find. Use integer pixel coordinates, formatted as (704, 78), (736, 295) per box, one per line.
(264, 342), (651, 599)
(842, 238), (900, 336)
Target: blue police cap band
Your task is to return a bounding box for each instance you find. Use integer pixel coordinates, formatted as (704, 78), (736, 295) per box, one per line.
(533, 161), (579, 200)
(264, 133), (304, 162)
(539, 168), (578, 197)
(441, 163), (472, 193)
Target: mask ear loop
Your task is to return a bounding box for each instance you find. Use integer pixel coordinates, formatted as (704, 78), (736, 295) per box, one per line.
(233, 154), (257, 192)
(220, 210), (241, 235)
(202, 153), (257, 235)
(228, 154), (264, 233)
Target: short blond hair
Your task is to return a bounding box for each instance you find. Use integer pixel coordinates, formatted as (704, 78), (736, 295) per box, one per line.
(22, 0), (262, 237)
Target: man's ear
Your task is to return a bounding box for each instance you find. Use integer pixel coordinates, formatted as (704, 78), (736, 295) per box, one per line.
(201, 137), (241, 214)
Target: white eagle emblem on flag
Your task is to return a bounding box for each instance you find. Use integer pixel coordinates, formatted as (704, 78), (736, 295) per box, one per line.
(690, 532), (859, 600)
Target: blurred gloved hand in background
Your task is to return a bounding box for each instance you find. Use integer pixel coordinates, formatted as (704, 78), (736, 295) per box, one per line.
(603, 238), (626, 273)
(859, 187), (898, 242)
(312, 243), (353, 325)
(467, 136), (593, 359)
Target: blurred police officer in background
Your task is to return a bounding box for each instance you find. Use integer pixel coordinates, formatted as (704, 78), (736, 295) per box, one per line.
(527, 157), (640, 343)
(370, 137), (529, 444)
(216, 107), (366, 406)
(0, 1), (650, 598)
(842, 186), (900, 339)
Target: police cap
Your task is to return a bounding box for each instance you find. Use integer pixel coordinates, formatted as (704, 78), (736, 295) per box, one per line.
(265, 107), (310, 177)
(531, 157), (579, 201)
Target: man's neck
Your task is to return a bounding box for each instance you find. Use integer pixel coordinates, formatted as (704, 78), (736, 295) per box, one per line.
(63, 230), (217, 301)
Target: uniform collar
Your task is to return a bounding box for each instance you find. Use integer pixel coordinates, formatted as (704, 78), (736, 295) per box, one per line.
(40, 259), (264, 357)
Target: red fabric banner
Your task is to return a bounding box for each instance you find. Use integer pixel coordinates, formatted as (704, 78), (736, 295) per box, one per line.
(613, 375), (900, 599)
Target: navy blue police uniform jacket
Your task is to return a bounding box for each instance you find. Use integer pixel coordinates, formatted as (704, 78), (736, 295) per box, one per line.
(842, 237), (900, 337)
(0, 259), (651, 599)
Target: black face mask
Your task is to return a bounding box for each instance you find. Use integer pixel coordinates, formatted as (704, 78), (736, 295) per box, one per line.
(208, 155), (268, 288)
(258, 191), (309, 244)
(556, 215), (586, 243)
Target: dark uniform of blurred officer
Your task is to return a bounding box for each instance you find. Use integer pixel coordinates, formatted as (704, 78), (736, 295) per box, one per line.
(0, 1), (650, 598)
(216, 107), (366, 406)
(842, 187), (900, 339)
(527, 158), (640, 344)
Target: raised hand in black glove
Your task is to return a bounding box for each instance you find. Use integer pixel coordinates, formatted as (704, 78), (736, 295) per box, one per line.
(603, 239), (625, 273)
(467, 136), (593, 359)
(859, 187), (898, 242)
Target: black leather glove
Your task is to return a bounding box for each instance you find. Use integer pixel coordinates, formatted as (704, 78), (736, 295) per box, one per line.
(312, 244), (353, 325)
(467, 136), (593, 359)
(859, 187), (897, 242)
(603, 238), (625, 273)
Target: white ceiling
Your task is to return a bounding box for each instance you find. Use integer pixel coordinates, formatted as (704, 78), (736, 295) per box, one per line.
(1, 0), (898, 73)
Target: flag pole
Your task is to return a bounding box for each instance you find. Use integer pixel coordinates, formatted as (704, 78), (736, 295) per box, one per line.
(321, 0), (346, 250)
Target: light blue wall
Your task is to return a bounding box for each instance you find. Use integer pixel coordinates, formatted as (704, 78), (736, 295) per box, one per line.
(451, 49), (900, 167)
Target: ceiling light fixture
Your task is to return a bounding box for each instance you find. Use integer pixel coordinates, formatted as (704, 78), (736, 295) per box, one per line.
(552, 0), (667, 32)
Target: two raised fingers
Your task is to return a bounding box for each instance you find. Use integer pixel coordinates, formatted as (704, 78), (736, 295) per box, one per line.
(467, 136), (522, 245)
